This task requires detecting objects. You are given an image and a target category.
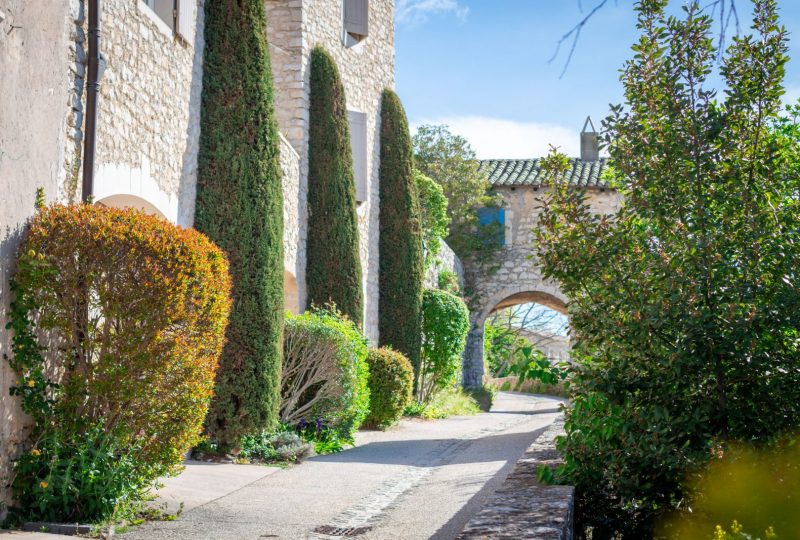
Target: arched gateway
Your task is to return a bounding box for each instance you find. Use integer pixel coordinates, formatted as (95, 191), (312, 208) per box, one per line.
(461, 126), (621, 388)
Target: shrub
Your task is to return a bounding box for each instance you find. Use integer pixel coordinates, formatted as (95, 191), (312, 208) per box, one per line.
(5, 204), (231, 522)
(306, 46), (363, 327)
(240, 430), (314, 463)
(417, 289), (470, 402)
(405, 387), (480, 419)
(280, 308), (370, 442)
(195, 0), (284, 448)
(378, 89), (424, 370)
(364, 348), (414, 429)
(437, 269), (460, 295)
(416, 170), (450, 269)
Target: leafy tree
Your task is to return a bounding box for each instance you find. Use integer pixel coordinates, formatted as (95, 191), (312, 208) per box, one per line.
(306, 46), (363, 327)
(195, 0), (284, 449)
(413, 125), (502, 263)
(536, 1), (800, 536)
(415, 170), (450, 268)
(378, 89), (424, 369)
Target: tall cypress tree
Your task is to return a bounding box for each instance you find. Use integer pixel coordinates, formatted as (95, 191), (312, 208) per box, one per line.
(378, 89), (424, 371)
(306, 46), (363, 327)
(194, 0), (284, 448)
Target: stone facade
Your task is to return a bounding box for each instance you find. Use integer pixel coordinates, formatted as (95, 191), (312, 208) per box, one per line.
(280, 133), (302, 314)
(265, 0), (395, 342)
(91, 0), (204, 226)
(463, 185), (622, 387)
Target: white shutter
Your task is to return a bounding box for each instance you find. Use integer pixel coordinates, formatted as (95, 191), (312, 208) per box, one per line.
(344, 0), (369, 38)
(349, 110), (368, 203)
(176, 0), (195, 44)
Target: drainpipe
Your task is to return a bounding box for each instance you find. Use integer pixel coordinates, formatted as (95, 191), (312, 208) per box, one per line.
(82, 0), (101, 202)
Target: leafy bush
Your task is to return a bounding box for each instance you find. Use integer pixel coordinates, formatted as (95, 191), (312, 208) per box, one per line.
(364, 348), (414, 429)
(436, 269), (460, 296)
(416, 170), (450, 269)
(306, 46), (363, 326)
(417, 289), (470, 402)
(240, 430), (314, 463)
(378, 89), (424, 369)
(535, 2), (800, 536)
(5, 204), (231, 522)
(404, 388), (480, 419)
(280, 308), (370, 442)
(195, 0), (284, 448)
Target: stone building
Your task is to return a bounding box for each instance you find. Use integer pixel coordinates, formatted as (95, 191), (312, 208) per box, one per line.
(0, 0), (396, 508)
(461, 128), (622, 387)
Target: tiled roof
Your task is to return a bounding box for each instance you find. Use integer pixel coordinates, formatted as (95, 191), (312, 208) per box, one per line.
(478, 158), (610, 189)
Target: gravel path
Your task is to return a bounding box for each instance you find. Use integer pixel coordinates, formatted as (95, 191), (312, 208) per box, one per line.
(120, 392), (564, 540)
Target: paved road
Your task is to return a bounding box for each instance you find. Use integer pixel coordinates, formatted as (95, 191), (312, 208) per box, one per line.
(121, 392), (564, 540)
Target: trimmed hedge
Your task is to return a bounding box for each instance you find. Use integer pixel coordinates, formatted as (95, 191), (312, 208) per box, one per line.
(378, 89), (424, 372)
(365, 348), (414, 429)
(195, 0), (285, 448)
(418, 288), (470, 402)
(306, 46), (363, 327)
(280, 308), (370, 441)
(6, 204), (231, 521)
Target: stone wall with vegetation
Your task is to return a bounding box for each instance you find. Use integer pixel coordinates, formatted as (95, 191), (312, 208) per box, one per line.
(264, 0), (395, 341)
(424, 240), (464, 289)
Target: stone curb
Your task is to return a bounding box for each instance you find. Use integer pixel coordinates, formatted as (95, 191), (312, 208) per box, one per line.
(457, 418), (574, 540)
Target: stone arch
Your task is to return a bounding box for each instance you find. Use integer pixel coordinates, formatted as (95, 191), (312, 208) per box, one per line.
(463, 280), (569, 389)
(96, 194), (167, 220)
(284, 270), (300, 314)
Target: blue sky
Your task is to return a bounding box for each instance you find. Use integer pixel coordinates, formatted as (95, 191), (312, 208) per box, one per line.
(395, 0), (800, 158)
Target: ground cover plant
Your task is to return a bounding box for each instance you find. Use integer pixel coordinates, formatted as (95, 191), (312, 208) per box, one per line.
(378, 89), (424, 369)
(280, 308), (370, 446)
(306, 46), (363, 326)
(195, 0), (284, 449)
(364, 347), (414, 429)
(5, 205), (230, 523)
(536, 0), (800, 536)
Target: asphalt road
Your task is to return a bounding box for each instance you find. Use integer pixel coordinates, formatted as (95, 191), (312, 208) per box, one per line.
(121, 392), (564, 540)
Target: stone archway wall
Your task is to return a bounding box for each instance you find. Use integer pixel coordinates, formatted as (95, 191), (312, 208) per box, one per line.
(462, 246), (568, 388)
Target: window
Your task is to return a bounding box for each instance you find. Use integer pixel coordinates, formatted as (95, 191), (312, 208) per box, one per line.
(141, 0), (195, 43)
(348, 110), (368, 203)
(477, 207), (506, 246)
(343, 0), (368, 48)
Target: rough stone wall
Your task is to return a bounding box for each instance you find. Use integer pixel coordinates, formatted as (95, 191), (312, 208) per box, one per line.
(458, 418), (574, 540)
(280, 132), (302, 313)
(423, 240), (464, 290)
(463, 187), (622, 387)
(0, 0), (75, 511)
(91, 0), (204, 226)
(265, 0), (395, 343)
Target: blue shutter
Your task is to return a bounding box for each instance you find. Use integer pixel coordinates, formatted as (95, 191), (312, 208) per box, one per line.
(477, 207), (505, 245)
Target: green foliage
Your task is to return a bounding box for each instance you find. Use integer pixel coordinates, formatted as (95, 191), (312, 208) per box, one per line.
(240, 430), (314, 463)
(281, 308), (370, 442)
(417, 289), (470, 402)
(412, 124), (502, 264)
(508, 346), (568, 388)
(6, 423), (149, 524)
(404, 387), (481, 419)
(535, 1), (800, 536)
(437, 269), (461, 295)
(364, 348), (414, 429)
(416, 170), (450, 268)
(659, 439), (798, 539)
(483, 321), (530, 377)
(466, 385), (495, 412)
(378, 89), (424, 369)
(306, 46), (363, 327)
(195, 0), (284, 448)
(5, 205), (230, 523)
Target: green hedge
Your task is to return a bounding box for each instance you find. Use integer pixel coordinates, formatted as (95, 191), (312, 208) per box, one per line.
(281, 309), (370, 441)
(306, 46), (363, 327)
(365, 348), (414, 429)
(378, 90), (424, 370)
(194, 0), (284, 448)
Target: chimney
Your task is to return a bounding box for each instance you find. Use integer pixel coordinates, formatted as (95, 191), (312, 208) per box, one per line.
(580, 116), (599, 162)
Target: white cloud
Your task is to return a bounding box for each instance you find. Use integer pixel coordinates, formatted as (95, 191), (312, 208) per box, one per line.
(409, 116), (581, 160)
(784, 86), (800, 106)
(396, 0), (470, 26)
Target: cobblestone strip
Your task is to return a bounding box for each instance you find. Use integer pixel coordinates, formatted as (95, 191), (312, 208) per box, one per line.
(307, 416), (541, 539)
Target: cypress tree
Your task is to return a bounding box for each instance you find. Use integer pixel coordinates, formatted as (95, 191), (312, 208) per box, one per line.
(194, 0), (284, 448)
(306, 46), (363, 327)
(378, 90), (424, 372)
